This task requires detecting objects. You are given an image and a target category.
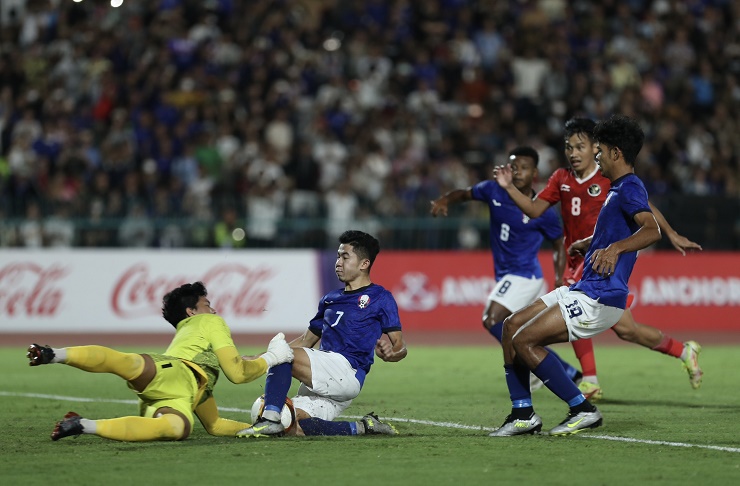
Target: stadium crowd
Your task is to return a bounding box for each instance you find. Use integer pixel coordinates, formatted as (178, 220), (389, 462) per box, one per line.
(0, 0), (738, 248)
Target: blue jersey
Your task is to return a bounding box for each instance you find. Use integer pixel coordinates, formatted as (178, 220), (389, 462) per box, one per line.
(572, 173), (652, 308)
(471, 180), (563, 280)
(308, 283), (401, 386)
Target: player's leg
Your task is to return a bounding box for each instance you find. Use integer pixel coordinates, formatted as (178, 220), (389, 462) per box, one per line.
(520, 290), (621, 435)
(273, 351), (385, 437)
(78, 408), (191, 442)
(563, 263), (601, 398)
(489, 297), (549, 436)
(611, 308), (703, 388)
(571, 339), (601, 400)
(288, 384), (396, 436)
(28, 344), (150, 384)
(51, 358), (196, 442)
(486, 278), (581, 383)
(238, 359), (299, 437)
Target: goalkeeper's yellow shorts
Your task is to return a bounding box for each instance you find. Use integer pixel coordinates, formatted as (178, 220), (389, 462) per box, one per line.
(131, 354), (207, 425)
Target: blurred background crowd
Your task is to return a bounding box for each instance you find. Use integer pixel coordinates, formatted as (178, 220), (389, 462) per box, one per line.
(1, 0), (739, 249)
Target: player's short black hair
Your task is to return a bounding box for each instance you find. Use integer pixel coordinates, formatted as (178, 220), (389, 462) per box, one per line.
(508, 146), (539, 167)
(339, 230), (380, 269)
(593, 114), (645, 165)
(564, 117), (597, 142)
(162, 281), (208, 328)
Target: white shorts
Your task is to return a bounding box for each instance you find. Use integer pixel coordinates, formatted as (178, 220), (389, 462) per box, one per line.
(291, 348), (362, 421)
(488, 274), (547, 314)
(540, 286), (625, 341)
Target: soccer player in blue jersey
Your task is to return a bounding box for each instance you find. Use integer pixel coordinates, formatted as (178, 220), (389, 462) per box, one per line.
(489, 114), (662, 436)
(430, 146), (582, 383)
(237, 230), (407, 437)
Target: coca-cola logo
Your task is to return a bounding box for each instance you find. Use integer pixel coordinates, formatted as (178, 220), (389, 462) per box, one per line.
(0, 263), (67, 317)
(111, 263), (273, 318)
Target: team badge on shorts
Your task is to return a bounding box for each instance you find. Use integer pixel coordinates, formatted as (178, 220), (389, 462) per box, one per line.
(588, 184), (602, 197)
(358, 294), (370, 309)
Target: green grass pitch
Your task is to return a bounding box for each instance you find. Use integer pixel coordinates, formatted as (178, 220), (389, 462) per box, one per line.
(1, 343), (739, 484)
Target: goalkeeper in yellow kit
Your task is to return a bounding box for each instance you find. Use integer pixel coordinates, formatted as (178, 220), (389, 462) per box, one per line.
(27, 281), (294, 442)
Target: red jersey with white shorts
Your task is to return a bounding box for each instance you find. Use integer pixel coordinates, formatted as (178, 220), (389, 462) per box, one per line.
(537, 167), (610, 284)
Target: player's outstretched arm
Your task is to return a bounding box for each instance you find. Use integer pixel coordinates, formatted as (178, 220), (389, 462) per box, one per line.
(375, 331), (407, 362)
(648, 201), (702, 255)
(430, 188), (472, 217)
(194, 395), (251, 437)
(217, 345), (269, 383)
(493, 164), (550, 218)
(217, 333), (293, 383)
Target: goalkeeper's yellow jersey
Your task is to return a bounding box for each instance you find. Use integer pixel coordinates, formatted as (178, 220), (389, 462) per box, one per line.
(164, 314), (239, 395)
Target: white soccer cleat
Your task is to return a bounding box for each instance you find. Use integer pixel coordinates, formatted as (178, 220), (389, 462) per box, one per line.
(488, 413), (543, 437)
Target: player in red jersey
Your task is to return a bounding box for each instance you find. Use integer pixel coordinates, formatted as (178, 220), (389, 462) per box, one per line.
(494, 118), (704, 400)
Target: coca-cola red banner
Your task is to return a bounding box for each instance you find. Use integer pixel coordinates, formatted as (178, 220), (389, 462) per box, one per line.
(0, 250), (321, 333)
(372, 251), (738, 333)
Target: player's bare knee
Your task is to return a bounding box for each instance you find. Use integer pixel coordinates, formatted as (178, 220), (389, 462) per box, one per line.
(612, 324), (637, 343)
(501, 316), (519, 338)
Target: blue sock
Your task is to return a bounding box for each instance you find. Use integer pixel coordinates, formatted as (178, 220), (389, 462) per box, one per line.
(532, 352), (584, 406)
(488, 321), (504, 342)
(504, 364), (532, 406)
(263, 362), (293, 415)
(299, 418), (355, 436)
(492, 323), (578, 381)
(544, 346), (580, 380)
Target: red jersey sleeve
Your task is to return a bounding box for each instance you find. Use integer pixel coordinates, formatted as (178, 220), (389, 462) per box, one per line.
(537, 169), (565, 205)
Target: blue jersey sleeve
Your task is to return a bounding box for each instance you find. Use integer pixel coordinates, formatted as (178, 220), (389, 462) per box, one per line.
(379, 292), (402, 333)
(620, 179), (651, 220)
(308, 296), (328, 336)
(540, 207), (564, 241)
(471, 180), (496, 202)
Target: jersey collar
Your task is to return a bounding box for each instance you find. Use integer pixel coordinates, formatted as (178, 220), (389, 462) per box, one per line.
(574, 166), (600, 184)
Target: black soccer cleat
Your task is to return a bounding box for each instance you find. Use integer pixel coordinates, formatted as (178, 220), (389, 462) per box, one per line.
(27, 344), (55, 366)
(51, 412), (84, 441)
(361, 412), (398, 435)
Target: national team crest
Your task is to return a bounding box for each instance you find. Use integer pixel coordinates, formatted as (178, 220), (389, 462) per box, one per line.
(588, 184), (602, 197)
(358, 294), (371, 309)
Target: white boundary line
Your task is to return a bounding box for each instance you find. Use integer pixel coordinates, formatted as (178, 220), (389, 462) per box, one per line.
(3, 391), (739, 453)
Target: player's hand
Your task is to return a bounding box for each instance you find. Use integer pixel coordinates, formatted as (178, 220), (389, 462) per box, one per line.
(493, 164), (513, 189)
(430, 198), (448, 217)
(589, 246), (619, 277)
(261, 332), (294, 367)
(667, 232), (702, 256)
(568, 237), (592, 257)
(375, 338), (394, 362)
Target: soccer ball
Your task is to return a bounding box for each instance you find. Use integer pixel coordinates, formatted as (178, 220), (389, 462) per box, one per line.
(250, 394), (296, 432)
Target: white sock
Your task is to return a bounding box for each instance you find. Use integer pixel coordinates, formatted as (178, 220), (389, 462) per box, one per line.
(679, 346), (688, 361)
(262, 410), (281, 422)
(79, 418), (96, 434)
(582, 375), (599, 385)
(51, 348), (67, 364)
(356, 421), (366, 435)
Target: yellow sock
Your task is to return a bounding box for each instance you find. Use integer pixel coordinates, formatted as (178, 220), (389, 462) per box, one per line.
(94, 415), (185, 441)
(205, 417), (252, 437)
(65, 346), (145, 381)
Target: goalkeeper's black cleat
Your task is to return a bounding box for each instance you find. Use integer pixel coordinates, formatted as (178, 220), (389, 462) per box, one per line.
(27, 344), (55, 366)
(361, 412), (398, 435)
(51, 412), (84, 441)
